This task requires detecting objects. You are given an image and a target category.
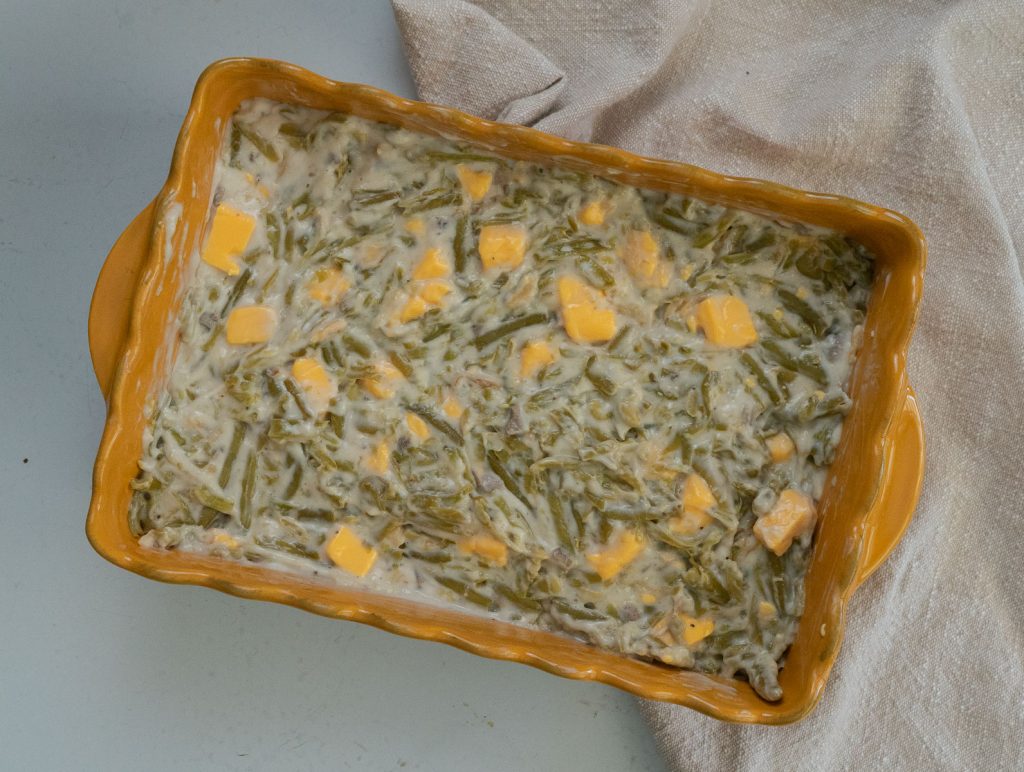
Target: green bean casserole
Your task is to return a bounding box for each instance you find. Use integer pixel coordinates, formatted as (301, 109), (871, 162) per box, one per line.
(131, 98), (874, 700)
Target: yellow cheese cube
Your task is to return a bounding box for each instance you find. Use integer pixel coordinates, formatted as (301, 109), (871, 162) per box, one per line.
(418, 280), (451, 305)
(327, 526), (378, 577)
(412, 247), (450, 280)
(457, 534), (508, 567)
(291, 357), (336, 413)
(479, 224), (527, 271)
(586, 530), (644, 581)
(365, 441), (390, 475)
(307, 267), (350, 306)
(579, 199), (610, 226)
(442, 395), (464, 420)
(696, 295), (758, 347)
(406, 412), (430, 440)
(640, 592), (657, 605)
(680, 615), (715, 645)
(754, 489), (816, 556)
(225, 305), (277, 345)
(557, 276), (617, 344)
(757, 601), (778, 622)
(766, 432), (796, 463)
(405, 217), (425, 235)
(398, 293), (429, 323)
(683, 473), (716, 513)
(455, 165), (493, 202)
(619, 230), (669, 288)
(360, 361), (403, 400)
(520, 340), (556, 378)
(201, 205), (255, 275)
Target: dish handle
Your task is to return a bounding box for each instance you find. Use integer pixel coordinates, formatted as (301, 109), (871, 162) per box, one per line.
(89, 200), (157, 401)
(852, 386), (924, 589)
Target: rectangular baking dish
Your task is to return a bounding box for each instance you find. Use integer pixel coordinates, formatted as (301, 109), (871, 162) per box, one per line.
(87, 58), (925, 724)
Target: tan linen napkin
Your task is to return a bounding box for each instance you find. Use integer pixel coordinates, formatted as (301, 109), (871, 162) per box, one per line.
(392, 1), (1024, 768)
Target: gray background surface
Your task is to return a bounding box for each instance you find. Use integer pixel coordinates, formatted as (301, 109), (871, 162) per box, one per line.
(0, 1), (667, 769)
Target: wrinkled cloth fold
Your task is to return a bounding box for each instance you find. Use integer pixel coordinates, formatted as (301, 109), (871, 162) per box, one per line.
(391, 1), (1024, 768)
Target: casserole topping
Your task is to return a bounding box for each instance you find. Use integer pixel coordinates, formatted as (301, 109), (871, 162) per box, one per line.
(130, 99), (873, 700)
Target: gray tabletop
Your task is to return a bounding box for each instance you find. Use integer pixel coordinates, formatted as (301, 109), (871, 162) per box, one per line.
(0, 2), (667, 769)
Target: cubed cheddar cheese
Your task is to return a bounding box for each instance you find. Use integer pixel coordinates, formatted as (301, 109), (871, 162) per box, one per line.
(757, 601), (778, 622)
(753, 489), (816, 556)
(291, 357), (336, 413)
(619, 230), (670, 288)
(680, 615), (715, 645)
(520, 340), (556, 378)
(201, 205), (255, 275)
(640, 592), (658, 605)
(307, 267), (350, 306)
(418, 280), (451, 305)
(398, 293), (429, 324)
(360, 361), (403, 400)
(406, 412), (430, 440)
(479, 224), (527, 271)
(225, 305), (277, 345)
(557, 276), (617, 344)
(457, 534), (508, 567)
(327, 526), (378, 577)
(365, 441), (390, 475)
(766, 432), (796, 463)
(586, 530), (645, 581)
(670, 473), (716, 534)
(404, 217), (426, 235)
(398, 276), (451, 323)
(442, 395), (464, 420)
(412, 247), (450, 280)
(579, 199), (610, 226)
(683, 473), (716, 513)
(456, 165), (493, 202)
(695, 295), (758, 347)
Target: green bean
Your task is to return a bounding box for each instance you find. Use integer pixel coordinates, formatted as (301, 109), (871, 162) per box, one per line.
(407, 404), (463, 445)
(329, 413), (345, 439)
(551, 599), (607, 621)
(220, 269), (252, 315)
(692, 216), (732, 249)
(650, 210), (696, 236)
(400, 191), (461, 214)
(260, 538), (320, 562)
(583, 356), (617, 397)
(768, 552), (788, 615)
(777, 288), (828, 336)
(578, 254), (615, 288)
(423, 322), (452, 343)
(198, 506), (221, 528)
(486, 450), (531, 508)
(495, 584), (542, 611)
(342, 333), (372, 359)
(547, 482), (574, 550)
(435, 575), (492, 608)
(282, 465), (303, 501)
(473, 312), (549, 348)
(761, 340), (829, 386)
(239, 451), (257, 528)
(453, 215), (469, 273)
(756, 311), (798, 339)
(283, 378), (313, 418)
(744, 230), (777, 252)
(228, 124), (242, 164)
(387, 349), (414, 378)
(217, 422), (246, 489)
(740, 353), (782, 404)
(194, 488), (234, 515)
(235, 123), (279, 162)
(404, 549), (451, 564)
(352, 189), (400, 206)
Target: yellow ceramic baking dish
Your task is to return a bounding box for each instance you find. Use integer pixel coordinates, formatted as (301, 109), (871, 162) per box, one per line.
(87, 58), (925, 724)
